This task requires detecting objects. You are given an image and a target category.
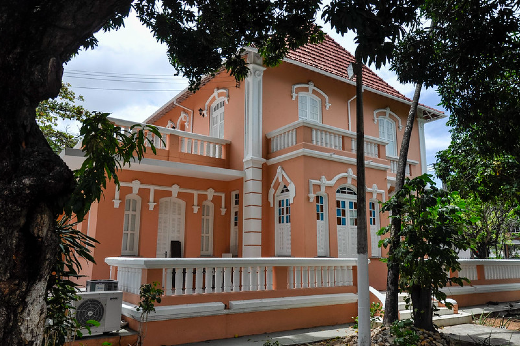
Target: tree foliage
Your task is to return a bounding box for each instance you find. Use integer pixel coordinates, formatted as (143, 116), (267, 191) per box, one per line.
(380, 174), (470, 330)
(35, 83), (91, 153)
(134, 0), (323, 88)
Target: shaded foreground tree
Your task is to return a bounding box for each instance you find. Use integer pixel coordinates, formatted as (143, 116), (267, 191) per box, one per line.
(0, 1), (323, 344)
(380, 174), (469, 330)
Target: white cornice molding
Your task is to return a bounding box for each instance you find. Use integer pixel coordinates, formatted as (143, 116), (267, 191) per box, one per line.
(308, 170), (386, 202)
(116, 180), (226, 215)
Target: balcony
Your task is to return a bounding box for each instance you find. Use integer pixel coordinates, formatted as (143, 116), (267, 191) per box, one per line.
(266, 120), (390, 170)
(113, 117), (230, 169)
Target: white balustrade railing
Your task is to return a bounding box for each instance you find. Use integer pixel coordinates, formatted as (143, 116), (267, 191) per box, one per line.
(456, 259), (520, 281)
(106, 257), (356, 296)
(270, 128), (297, 153)
(351, 139), (379, 158)
(388, 157), (411, 175)
(109, 117), (229, 160)
(312, 129), (342, 150)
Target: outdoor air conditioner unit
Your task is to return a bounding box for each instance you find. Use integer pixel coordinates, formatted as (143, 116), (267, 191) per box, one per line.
(73, 291), (123, 336)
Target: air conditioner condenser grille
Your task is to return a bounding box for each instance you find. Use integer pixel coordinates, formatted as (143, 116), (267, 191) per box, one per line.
(76, 299), (105, 326)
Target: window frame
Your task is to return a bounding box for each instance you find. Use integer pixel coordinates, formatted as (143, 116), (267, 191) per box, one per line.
(210, 97), (226, 139)
(121, 194), (141, 256)
(298, 92), (322, 123)
(200, 201), (214, 256)
(378, 116), (398, 157)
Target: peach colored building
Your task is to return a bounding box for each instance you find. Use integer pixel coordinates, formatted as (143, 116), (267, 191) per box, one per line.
(62, 36), (520, 346)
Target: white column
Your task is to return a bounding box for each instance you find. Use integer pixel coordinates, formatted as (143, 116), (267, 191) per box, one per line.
(418, 117), (427, 174)
(242, 51), (266, 258)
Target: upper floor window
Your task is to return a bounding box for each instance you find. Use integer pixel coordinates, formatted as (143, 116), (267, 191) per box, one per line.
(379, 117), (397, 157)
(210, 98), (225, 139)
(298, 93), (321, 122)
(122, 194), (141, 256)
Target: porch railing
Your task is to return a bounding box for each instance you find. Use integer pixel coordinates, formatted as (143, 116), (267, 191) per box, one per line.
(454, 259), (520, 281)
(110, 117), (230, 160)
(106, 257), (356, 296)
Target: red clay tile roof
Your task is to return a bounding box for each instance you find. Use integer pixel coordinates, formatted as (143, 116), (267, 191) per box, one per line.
(146, 35), (443, 124)
(287, 35), (409, 101)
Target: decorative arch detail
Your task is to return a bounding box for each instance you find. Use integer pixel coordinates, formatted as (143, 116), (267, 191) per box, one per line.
(291, 81), (331, 110)
(203, 88), (229, 116)
(268, 166), (296, 207)
(308, 169), (386, 202)
(374, 107), (402, 131)
(177, 111), (190, 131)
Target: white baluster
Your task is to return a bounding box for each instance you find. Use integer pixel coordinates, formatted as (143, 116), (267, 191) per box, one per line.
(346, 266), (353, 286)
(288, 267), (294, 289)
(328, 266), (334, 287)
(174, 268), (183, 295)
(259, 267), (266, 291)
(309, 267), (316, 288)
(316, 267), (322, 288)
(302, 267), (309, 288)
(215, 267), (223, 293)
(195, 268), (203, 294)
(204, 267), (213, 293)
(233, 267), (240, 291)
(251, 266), (259, 291)
(295, 266), (302, 288)
(185, 268), (194, 295)
(266, 267), (273, 290)
(224, 267), (232, 292)
(242, 266), (251, 291)
(291, 129), (296, 147)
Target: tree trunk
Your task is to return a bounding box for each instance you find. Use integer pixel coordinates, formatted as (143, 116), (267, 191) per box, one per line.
(0, 2), (132, 344)
(411, 285), (434, 331)
(383, 83), (423, 325)
(354, 58), (370, 346)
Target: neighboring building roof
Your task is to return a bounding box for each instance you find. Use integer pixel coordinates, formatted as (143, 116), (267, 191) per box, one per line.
(145, 35), (443, 124)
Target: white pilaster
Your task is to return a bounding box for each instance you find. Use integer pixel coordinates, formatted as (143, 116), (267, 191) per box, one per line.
(417, 117), (427, 174)
(243, 51), (266, 258)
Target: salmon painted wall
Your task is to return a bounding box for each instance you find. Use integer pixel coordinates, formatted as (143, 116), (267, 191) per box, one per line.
(88, 169), (243, 280)
(262, 156), (388, 259)
(262, 62), (423, 168)
(151, 72), (246, 172)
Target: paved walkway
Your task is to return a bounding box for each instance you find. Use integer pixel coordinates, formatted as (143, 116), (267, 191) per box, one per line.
(178, 301), (520, 346)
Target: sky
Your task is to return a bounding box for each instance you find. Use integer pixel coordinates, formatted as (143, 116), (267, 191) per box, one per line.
(62, 10), (451, 175)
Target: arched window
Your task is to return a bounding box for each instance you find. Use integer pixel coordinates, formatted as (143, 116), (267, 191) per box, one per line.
(210, 98), (225, 139)
(298, 93), (321, 123)
(122, 194), (141, 256)
(201, 201), (214, 256)
(379, 117), (397, 157)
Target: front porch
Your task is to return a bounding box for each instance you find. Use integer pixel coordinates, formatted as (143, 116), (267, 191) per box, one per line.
(105, 257), (359, 346)
(99, 258), (520, 346)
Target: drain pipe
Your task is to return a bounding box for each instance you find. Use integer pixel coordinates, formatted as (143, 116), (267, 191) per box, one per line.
(173, 98), (195, 132)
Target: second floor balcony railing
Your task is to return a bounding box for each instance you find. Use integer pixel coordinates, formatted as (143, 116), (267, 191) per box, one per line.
(111, 117), (230, 168)
(266, 120), (390, 163)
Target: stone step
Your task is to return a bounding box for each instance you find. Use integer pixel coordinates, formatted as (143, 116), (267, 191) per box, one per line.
(399, 307), (454, 320)
(433, 312), (473, 327)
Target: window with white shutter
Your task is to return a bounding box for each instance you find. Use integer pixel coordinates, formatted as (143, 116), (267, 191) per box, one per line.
(201, 201), (214, 256)
(298, 93), (321, 123)
(122, 194), (141, 256)
(379, 117), (397, 157)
